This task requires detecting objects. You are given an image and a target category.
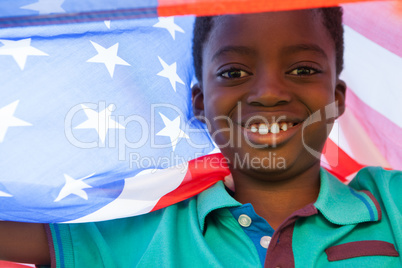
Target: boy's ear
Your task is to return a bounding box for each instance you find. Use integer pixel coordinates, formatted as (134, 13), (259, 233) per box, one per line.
(191, 83), (205, 122)
(335, 79), (347, 118)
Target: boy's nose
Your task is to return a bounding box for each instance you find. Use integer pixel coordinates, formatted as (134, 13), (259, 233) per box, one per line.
(246, 74), (292, 107)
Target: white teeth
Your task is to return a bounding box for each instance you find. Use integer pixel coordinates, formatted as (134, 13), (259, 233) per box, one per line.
(258, 124), (269, 134)
(250, 125), (258, 133)
(247, 121), (296, 134)
(270, 123), (280, 134)
(280, 122), (288, 131)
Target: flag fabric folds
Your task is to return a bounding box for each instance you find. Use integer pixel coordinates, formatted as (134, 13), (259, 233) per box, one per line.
(0, 0), (401, 223)
(0, 0), (385, 25)
(0, 12), (220, 223)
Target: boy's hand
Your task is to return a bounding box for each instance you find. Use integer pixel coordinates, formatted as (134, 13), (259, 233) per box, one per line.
(0, 222), (50, 265)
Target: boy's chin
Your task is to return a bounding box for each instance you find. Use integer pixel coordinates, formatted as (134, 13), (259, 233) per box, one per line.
(226, 151), (288, 174)
(225, 149), (322, 182)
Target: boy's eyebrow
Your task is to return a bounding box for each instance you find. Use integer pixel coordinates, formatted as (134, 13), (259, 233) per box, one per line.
(211, 45), (257, 61)
(282, 43), (328, 59)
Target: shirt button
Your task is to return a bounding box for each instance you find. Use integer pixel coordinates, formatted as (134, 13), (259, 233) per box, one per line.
(238, 214), (252, 227)
(260, 236), (272, 248)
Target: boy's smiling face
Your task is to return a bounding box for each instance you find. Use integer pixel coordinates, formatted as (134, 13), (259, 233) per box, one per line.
(193, 10), (346, 181)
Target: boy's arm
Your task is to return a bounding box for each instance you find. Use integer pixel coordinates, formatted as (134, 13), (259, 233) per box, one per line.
(0, 222), (50, 265)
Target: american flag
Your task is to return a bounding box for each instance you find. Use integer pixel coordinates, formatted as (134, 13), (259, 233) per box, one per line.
(0, 0), (401, 225)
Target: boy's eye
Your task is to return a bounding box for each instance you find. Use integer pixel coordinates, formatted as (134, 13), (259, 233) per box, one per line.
(288, 66), (320, 76)
(219, 69), (250, 79)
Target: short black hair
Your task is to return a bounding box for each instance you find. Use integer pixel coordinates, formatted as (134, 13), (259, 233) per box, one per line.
(192, 7), (344, 83)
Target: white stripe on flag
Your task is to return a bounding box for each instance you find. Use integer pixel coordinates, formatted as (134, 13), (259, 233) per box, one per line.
(341, 25), (402, 128)
(67, 162), (188, 223)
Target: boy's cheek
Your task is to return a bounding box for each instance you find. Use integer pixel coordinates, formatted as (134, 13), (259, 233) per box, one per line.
(299, 118), (332, 157)
(205, 118), (234, 145)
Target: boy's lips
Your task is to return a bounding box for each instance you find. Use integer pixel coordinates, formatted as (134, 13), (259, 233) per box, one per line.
(241, 122), (302, 147)
(237, 113), (306, 146)
(239, 113), (305, 129)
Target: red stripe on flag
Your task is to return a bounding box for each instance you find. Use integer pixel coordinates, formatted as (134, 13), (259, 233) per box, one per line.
(323, 138), (366, 182)
(151, 153), (230, 211)
(0, 261), (34, 268)
(346, 89), (402, 170)
(343, 1), (402, 57)
(157, 0), (384, 16)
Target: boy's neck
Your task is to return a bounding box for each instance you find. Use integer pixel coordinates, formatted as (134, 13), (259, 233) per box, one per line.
(231, 164), (321, 230)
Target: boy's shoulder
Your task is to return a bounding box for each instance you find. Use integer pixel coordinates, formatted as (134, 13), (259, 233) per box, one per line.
(349, 166), (401, 189)
(348, 166), (402, 211)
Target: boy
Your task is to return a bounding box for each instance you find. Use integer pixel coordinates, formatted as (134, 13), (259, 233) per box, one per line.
(0, 7), (401, 267)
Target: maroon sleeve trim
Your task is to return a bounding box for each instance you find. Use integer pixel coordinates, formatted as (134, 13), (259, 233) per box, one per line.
(326, 240), (399, 261)
(43, 224), (57, 268)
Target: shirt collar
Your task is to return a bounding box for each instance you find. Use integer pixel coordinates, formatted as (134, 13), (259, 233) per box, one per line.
(196, 168), (382, 232)
(314, 168), (382, 225)
(197, 180), (241, 232)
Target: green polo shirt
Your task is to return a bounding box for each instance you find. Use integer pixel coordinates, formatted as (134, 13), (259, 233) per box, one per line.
(46, 167), (401, 267)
